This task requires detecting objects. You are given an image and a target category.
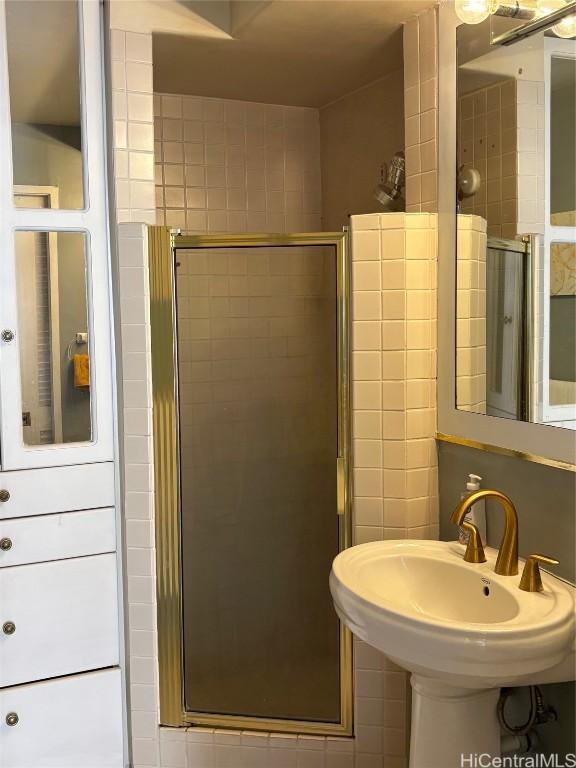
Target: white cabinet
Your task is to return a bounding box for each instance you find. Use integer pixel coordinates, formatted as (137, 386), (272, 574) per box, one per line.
(0, 463), (115, 520)
(0, 669), (123, 768)
(0, 554), (119, 688)
(0, 1), (124, 763)
(0, 508), (115, 567)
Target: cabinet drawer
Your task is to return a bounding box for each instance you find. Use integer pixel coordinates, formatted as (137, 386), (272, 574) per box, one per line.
(0, 554), (119, 688)
(0, 508), (116, 568)
(0, 668), (123, 767)
(0, 462), (115, 520)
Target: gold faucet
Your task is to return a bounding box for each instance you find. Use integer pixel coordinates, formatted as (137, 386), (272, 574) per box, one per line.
(451, 489), (519, 576)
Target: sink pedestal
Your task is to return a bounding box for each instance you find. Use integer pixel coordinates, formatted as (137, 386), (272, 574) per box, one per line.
(409, 676), (500, 768)
(331, 541), (575, 767)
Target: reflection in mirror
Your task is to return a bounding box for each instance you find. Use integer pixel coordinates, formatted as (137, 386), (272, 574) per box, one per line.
(15, 229), (91, 445)
(485, 239), (528, 421)
(5, 0), (84, 209)
(551, 57), (576, 226)
(550, 242), (576, 408)
(456, 221), (530, 420)
(455, 19), (576, 430)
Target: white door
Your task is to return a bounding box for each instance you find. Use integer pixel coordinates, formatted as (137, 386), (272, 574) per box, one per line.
(0, 669), (124, 767)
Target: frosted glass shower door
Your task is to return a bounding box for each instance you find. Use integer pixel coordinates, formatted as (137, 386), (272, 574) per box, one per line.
(486, 241), (527, 421)
(152, 232), (352, 734)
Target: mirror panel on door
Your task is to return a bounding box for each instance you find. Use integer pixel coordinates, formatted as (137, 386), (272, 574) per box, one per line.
(5, 0), (84, 209)
(14, 230), (91, 445)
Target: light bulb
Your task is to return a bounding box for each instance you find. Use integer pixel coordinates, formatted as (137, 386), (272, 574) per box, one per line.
(455, 0), (498, 24)
(553, 12), (576, 36)
(537, 0), (576, 36)
(536, 0), (564, 14)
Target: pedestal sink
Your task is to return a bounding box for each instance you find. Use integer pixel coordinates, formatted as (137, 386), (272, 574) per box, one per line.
(330, 540), (576, 768)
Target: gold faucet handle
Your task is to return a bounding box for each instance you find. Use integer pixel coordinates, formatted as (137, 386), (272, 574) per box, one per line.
(461, 521), (487, 564)
(519, 554), (559, 593)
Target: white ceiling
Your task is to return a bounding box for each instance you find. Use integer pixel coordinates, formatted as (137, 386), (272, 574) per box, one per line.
(153, 0), (435, 108)
(6, 0), (81, 126)
(109, 0), (234, 38)
(5, 0), (435, 125)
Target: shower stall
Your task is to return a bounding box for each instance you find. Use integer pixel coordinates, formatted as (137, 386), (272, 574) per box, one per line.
(485, 237), (532, 422)
(148, 227), (352, 735)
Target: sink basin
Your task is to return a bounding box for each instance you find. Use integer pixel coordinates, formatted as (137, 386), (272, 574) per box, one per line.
(330, 540), (576, 767)
(344, 546), (521, 624)
(331, 539), (575, 687)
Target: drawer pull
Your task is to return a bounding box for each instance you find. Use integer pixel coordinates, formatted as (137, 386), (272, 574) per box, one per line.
(2, 622), (15, 635)
(5, 712), (19, 726)
(0, 490), (9, 502)
(0, 538), (12, 551)
(1, 330), (14, 343)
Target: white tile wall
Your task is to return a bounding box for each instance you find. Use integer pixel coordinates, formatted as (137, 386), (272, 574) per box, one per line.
(403, 8), (438, 214)
(407, 16), (543, 241)
(458, 79), (518, 240)
(319, 72), (405, 231)
(111, 30), (156, 225)
(154, 93), (322, 233)
(516, 80), (545, 236)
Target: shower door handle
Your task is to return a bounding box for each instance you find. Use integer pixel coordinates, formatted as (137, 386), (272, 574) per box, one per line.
(337, 457), (346, 516)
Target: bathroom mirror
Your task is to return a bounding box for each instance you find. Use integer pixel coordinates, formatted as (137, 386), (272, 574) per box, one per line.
(15, 228), (91, 445)
(5, 0), (84, 209)
(455, 20), (576, 430)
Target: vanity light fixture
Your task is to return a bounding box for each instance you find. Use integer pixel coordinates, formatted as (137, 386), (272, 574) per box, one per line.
(456, 0), (576, 37)
(455, 0), (536, 24)
(455, 0), (499, 24)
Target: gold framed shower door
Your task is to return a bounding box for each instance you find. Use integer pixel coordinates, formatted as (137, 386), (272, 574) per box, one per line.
(148, 226), (353, 736)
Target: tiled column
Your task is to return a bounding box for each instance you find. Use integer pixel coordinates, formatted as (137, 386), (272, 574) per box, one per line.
(110, 29), (156, 225)
(349, 211), (440, 766)
(456, 215), (487, 414)
(403, 9), (438, 214)
(109, 24), (159, 768)
(516, 80), (545, 236)
(116, 223), (160, 767)
(351, 212), (439, 545)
